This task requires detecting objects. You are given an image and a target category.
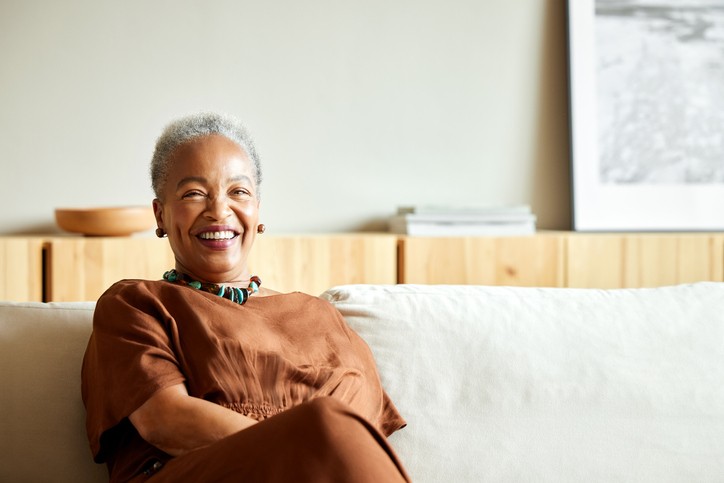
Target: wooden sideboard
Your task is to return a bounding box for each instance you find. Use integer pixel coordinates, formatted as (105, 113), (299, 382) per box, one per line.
(398, 232), (724, 288)
(0, 234), (398, 302)
(1, 232), (722, 302)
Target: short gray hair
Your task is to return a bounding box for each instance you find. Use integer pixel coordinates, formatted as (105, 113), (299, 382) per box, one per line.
(150, 112), (262, 199)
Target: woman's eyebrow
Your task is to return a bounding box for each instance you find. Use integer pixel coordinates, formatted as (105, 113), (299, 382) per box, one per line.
(177, 175), (253, 190)
(176, 176), (207, 190)
(228, 175), (253, 184)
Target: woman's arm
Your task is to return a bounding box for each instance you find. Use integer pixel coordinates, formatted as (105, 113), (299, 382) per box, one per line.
(129, 383), (258, 456)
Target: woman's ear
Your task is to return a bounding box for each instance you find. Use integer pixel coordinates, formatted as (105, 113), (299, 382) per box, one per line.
(152, 199), (164, 229)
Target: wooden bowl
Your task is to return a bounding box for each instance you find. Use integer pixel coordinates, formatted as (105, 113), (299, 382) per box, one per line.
(55, 206), (156, 237)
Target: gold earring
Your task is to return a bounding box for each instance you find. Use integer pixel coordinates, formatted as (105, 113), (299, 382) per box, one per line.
(257, 224), (266, 234)
(155, 228), (167, 238)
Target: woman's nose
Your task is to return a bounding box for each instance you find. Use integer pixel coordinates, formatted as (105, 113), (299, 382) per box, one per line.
(205, 195), (232, 221)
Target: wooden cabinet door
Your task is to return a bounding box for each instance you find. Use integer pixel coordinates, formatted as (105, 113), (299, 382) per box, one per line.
(0, 237), (44, 302)
(249, 234), (398, 295)
(46, 237), (175, 302)
(399, 234), (565, 287)
(566, 233), (724, 288)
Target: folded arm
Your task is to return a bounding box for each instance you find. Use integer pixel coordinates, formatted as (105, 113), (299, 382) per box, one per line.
(129, 383), (258, 456)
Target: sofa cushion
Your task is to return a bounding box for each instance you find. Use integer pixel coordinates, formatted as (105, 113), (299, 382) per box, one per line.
(0, 301), (106, 483)
(321, 283), (724, 483)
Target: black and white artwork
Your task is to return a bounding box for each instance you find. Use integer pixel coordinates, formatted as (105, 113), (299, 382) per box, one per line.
(568, 0), (724, 231)
(597, 0), (724, 184)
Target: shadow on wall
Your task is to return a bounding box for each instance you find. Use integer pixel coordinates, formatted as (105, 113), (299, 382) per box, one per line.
(353, 0), (572, 235)
(531, 0), (572, 230)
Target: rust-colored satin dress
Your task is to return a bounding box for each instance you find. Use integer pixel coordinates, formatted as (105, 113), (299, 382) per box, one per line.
(81, 280), (408, 482)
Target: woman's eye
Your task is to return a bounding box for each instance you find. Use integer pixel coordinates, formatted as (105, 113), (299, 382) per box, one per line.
(231, 189), (250, 197)
(182, 191), (205, 199)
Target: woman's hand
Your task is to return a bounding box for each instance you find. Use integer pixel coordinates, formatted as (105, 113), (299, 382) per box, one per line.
(129, 383), (258, 456)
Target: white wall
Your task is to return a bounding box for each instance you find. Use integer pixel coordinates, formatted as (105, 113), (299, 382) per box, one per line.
(0, 0), (570, 234)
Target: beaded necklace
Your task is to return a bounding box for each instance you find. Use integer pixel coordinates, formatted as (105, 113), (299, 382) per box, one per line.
(162, 269), (261, 305)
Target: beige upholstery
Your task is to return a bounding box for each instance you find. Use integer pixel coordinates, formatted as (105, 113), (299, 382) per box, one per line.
(3, 282), (724, 483)
(0, 301), (106, 483)
(322, 283), (724, 482)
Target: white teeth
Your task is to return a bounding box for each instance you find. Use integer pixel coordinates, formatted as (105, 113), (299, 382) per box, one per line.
(199, 230), (235, 240)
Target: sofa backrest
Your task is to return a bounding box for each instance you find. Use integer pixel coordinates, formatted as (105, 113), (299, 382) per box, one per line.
(3, 282), (724, 483)
(321, 282), (724, 483)
(0, 301), (107, 483)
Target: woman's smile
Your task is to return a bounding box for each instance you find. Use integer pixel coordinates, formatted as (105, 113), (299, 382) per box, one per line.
(195, 226), (240, 249)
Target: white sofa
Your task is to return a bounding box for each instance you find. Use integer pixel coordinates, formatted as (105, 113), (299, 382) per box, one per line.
(2, 283), (724, 482)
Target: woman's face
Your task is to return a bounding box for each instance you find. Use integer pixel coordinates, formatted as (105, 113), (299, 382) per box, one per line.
(153, 134), (260, 284)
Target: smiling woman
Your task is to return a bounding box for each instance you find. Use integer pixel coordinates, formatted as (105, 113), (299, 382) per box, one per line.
(152, 133), (261, 285)
(80, 113), (409, 483)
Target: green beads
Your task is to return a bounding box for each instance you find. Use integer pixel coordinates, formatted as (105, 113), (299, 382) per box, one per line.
(163, 270), (178, 282)
(161, 269), (261, 306)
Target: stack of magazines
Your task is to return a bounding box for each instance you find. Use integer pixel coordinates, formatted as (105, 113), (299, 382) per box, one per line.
(388, 205), (537, 236)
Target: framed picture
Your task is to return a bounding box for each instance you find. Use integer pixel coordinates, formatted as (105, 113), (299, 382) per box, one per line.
(567, 0), (724, 231)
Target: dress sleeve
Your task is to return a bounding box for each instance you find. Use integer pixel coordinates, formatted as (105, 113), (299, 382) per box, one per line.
(81, 281), (186, 462)
(379, 390), (407, 437)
